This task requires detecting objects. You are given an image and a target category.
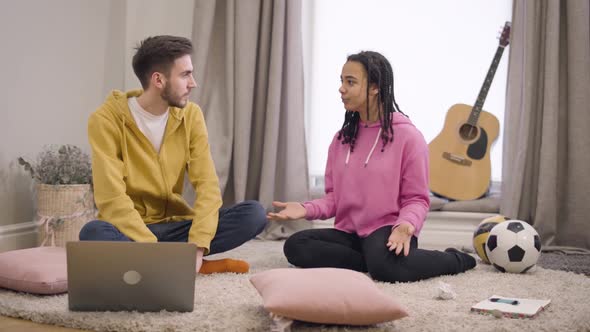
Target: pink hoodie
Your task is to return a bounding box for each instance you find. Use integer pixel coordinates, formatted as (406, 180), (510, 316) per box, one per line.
(303, 112), (430, 237)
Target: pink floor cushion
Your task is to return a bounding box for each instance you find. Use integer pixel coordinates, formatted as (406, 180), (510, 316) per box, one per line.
(0, 246), (67, 295)
(250, 267), (408, 325)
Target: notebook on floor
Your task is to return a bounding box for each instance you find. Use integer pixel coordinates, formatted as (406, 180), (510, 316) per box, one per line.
(471, 294), (551, 318)
(66, 241), (197, 312)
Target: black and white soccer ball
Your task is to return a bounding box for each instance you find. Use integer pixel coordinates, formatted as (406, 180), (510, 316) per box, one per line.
(485, 220), (542, 273)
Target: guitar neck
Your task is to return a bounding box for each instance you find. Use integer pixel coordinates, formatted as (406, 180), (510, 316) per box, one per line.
(468, 45), (506, 125)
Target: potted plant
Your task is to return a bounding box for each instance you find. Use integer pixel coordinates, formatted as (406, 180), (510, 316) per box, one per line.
(18, 144), (96, 247)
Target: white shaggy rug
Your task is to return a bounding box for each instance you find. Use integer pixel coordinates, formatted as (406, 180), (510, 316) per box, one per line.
(1, 239), (589, 332)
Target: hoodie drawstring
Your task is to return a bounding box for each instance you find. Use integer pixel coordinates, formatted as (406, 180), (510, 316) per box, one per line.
(122, 117), (130, 177)
(183, 117), (190, 168)
(345, 128), (382, 167)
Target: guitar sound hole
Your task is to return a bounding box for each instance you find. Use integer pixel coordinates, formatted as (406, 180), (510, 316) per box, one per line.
(459, 124), (478, 141)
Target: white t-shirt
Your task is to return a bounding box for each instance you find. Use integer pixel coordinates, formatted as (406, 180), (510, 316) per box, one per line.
(128, 97), (169, 153)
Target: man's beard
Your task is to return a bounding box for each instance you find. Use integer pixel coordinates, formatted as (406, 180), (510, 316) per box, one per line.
(161, 84), (187, 108)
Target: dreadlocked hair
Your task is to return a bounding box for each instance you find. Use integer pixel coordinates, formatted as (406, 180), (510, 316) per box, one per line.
(337, 51), (406, 152)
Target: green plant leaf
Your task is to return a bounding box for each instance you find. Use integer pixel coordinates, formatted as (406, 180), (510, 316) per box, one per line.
(17, 157), (36, 179)
(17, 145), (92, 185)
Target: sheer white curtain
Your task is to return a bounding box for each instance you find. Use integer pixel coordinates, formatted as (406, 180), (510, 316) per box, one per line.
(304, 0), (512, 184)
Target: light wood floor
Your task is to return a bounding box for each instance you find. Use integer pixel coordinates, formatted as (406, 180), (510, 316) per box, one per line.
(0, 316), (88, 332)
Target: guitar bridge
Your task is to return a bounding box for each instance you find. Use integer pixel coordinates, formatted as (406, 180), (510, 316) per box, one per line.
(442, 152), (473, 166)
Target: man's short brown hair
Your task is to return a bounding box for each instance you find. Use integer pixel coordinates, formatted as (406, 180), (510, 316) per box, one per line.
(132, 35), (193, 89)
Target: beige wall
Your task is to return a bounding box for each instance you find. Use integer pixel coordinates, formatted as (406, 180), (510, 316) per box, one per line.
(124, 0), (195, 90)
(0, 0), (194, 229)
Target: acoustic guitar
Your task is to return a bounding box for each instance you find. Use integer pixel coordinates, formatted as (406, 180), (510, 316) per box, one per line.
(428, 22), (511, 201)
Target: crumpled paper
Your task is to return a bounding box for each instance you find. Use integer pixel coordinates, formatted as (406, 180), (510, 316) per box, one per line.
(270, 313), (294, 332)
(434, 281), (457, 300)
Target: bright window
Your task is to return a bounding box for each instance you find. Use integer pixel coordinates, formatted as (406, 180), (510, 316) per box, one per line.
(303, 0), (512, 183)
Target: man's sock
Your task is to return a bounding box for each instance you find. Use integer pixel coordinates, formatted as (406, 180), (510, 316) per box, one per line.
(445, 248), (477, 272)
(199, 258), (250, 274)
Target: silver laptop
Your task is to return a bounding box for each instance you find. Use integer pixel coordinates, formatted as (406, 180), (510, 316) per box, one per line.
(66, 241), (196, 312)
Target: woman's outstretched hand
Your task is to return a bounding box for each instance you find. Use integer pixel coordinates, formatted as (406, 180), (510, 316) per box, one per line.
(266, 201), (307, 221)
(386, 222), (415, 256)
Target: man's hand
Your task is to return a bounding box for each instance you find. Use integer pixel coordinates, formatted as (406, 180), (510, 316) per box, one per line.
(266, 201), (306, 221)
(196, 247), (204, 273)
(386, 222), (415, 256)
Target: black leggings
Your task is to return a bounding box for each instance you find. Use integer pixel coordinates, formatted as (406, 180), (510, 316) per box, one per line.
(284, 226), (466, 283)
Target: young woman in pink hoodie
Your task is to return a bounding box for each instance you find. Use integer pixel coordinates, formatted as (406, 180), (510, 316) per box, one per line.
(267, 51), (476, 282)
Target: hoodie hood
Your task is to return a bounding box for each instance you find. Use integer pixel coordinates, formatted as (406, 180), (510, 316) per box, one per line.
(97, 90), (190, 177)
(101, 89), (186, 125)
(360, 111), (413, 128)
(347, 112), (415, 166)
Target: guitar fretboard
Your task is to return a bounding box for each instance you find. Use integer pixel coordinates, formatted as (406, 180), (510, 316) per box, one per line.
(467, 45), (507, 126)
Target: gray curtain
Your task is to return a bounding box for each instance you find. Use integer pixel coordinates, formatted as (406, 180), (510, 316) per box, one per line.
(189, 0), (311, 239)
(501, 0), (590, 249)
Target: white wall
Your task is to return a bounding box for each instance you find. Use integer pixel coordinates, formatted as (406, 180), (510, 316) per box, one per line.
(304, 0), (512, 182)
(0, 0), (118, 227)
(0, 0), (194, 228)
(123, 0), (195, 90)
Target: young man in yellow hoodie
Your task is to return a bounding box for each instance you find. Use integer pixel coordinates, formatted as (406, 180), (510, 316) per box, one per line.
(80, 35), (266, 274)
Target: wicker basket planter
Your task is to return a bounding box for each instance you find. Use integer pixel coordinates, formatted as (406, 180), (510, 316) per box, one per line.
(36, 184), (97, 247)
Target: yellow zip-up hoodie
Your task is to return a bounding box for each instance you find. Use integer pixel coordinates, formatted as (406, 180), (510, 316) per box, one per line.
(88, 90), (222, 254)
